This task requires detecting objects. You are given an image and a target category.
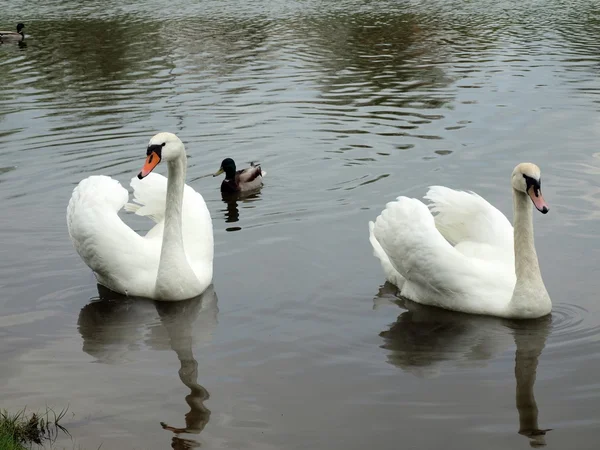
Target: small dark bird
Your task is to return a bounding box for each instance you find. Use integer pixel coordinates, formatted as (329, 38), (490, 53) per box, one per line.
(213, 158), (266, 194)
(0, 23), (25, 41)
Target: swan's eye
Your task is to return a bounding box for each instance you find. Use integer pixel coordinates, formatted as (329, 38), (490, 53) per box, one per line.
(161, 142), (166, 147)
(146, 144), (164, 157)
(523, 174), (541, 194)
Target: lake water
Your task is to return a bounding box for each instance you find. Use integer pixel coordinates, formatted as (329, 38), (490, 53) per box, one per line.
(2, 0), (600, 448)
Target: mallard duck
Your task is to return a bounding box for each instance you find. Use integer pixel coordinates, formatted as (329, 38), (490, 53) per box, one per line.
(213, 158), (265, 193)
(0, 23), (25, 41)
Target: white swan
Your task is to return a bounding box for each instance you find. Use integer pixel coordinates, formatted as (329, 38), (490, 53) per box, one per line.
(369, 163), (551, 319)
(67, 132), (213, 301)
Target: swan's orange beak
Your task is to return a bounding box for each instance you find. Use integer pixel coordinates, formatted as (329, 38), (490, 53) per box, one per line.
(138, 151), (161, 179)
(528, 185), (549, 214)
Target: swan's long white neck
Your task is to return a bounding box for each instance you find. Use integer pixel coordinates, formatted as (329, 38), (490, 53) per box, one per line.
(513, 190), (540, 280)
(508, 189), (551, 317)
(155, 150), (200, 299)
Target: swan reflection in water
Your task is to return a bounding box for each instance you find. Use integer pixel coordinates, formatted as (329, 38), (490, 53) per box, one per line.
(220, 191), (262, 232)
(376, 283), (551, 447)
(77, 284), (219, 449)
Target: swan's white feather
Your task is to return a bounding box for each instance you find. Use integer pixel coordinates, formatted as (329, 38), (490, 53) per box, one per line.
(368, 221), (405, 288)
(125, 172), (169, 223)
(126, 173), (214, 281)
(67, 173), (213, 299)
(67, 176), (159, 298)
(425, 186), (513, 261)
(370, 192), (516, 317)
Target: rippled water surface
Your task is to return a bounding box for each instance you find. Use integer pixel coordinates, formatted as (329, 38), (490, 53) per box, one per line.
(2, 0), (600, 448)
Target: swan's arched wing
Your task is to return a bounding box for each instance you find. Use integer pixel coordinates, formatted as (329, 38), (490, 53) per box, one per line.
(126, 172), (169, 223)
(368, 221), (405, 288)
(372, 196), (475, 296)
(180, 185), (214, 272)
(67, 175), (158, 295)
(424, 186), (513, 251)
(126, 174), (213, 276)
(127, 173), (212, 225)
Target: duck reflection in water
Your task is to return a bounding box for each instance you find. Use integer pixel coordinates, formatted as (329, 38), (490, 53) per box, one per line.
(220, 190), (262, 232)
(77, 284), (218, 449)
(376, 283), (551, 447)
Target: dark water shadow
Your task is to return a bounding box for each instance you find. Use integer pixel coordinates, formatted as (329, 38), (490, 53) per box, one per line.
(77, 285), (219, 448)
(509, 318), (553, 448)
(220, 190), (262, 232)
(0, 39), (26, 49)
(376, 284), (551, 447)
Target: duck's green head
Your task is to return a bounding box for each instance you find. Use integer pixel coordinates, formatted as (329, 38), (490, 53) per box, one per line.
(17, 23), (24, 33)
(213, 158), (236, 179)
